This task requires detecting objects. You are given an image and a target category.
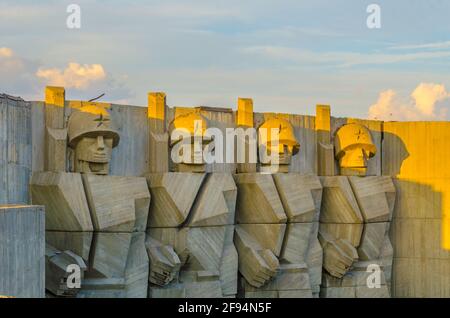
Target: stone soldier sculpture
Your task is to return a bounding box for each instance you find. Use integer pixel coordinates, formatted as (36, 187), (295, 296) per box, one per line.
(145, 109), (238, 298)
(31, 101), (150, 297)
(233, 109), (324, 298)
(319, 123), (395, 298)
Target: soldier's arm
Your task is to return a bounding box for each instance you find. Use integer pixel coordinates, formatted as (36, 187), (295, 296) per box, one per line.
(234, 227), (279, 288)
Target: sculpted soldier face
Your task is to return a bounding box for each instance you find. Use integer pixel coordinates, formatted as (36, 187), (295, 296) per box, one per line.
(258, 117), (300, 172)
(338, 146), (371, 171)
(169, 111), (211, 172)
(68, 104), (120, 175)
(267, 144), (294, 165)
(73, 135), (114, 174)
(334, 123), (376, 176)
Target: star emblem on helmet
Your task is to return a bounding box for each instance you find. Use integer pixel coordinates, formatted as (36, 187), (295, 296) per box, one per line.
(94, 113), (110, 127)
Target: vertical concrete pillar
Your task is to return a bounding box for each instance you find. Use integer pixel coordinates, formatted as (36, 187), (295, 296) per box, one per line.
(44, 86), (67, 172)
(148, 92), (169, 173)
(237, 98), (254, 128)
(236, 98), (256, 173)
(316, 105), (334, 176)
(148, 92), (166, 133)
(45, 86), (65, 128)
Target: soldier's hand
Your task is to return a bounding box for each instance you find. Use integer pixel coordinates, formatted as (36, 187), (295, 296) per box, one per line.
(239, 247), (279, 288)
(147, 244), (181, 286)
(322, 238), (358, 278)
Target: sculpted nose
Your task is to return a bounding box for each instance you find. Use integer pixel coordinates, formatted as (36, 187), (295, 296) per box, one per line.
(97, 136), (105, 151)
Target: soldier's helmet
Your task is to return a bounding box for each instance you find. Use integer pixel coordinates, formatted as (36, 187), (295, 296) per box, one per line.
(67, 104), (120, 149)
(334, 123), (376, 176)
(258, 117), (300, 156)
(169, 111), (211, 146)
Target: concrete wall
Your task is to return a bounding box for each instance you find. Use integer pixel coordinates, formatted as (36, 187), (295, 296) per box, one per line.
(3, 92), (450, 297)
(0, 94), (32, 204)
(0, 205), (45, 298)
(383, 122), (450, 297)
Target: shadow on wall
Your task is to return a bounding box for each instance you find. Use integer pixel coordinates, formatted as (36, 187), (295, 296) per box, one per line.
(384, 131), (450, 298)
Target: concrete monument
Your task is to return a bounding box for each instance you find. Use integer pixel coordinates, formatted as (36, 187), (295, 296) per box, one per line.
(234, 100), (323, 298)
(145, 103), (238, 298)
(319, 123), (395, 298)
(30, 90), (151, 297)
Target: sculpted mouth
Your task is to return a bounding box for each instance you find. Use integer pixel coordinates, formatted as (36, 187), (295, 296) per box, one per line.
(92, 153), (108, 161)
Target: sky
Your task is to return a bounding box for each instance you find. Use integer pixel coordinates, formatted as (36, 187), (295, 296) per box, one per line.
(1, 0), (450, 120)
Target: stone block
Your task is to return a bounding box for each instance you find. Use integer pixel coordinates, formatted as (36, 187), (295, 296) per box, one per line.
(0, 205), (45, 298)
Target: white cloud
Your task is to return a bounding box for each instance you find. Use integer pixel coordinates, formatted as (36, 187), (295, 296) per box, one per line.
(411, 83), (449, 117)
(36, 63), (107, 90)
(368, 83), (450, 121)
(0, 46), (26, 72)
(0, 47), (38, 98)
(0, 47), (131, 102)
(34, 62), (132, 102)
(0, 47), (13, 57)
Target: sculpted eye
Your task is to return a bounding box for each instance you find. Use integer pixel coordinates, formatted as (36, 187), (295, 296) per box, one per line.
(104, 138), (113, 147)
(83, 137), (96, 145)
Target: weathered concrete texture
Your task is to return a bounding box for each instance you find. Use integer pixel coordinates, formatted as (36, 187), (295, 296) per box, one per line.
(146, 172), (238, 298)
(0, 94), (32, 204)
(318, 175), (394, 297)
(5, 90), (450, 298)
(109, 104), (149, 177)
(383, 122), (450, 297)
(30, 172), (151, 298)
(234, 173), (323, 298)
(0, 205), (45, 298)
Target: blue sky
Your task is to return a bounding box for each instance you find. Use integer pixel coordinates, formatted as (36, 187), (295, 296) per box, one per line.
(1, 0), (450, 119)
